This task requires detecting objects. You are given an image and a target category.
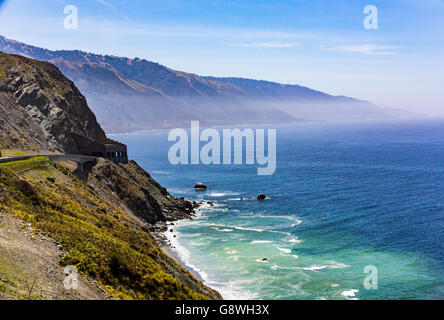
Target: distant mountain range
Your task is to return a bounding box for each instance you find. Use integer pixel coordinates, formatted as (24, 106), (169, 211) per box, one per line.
(0, 35), (413, 133)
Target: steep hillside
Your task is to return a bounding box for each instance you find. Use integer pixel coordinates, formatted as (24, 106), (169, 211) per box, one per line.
(87, 159), (196, 225)
(0, 52), (106, 153)
(0, 36), (245, 98)
(0, 159), (220, 299)
(0, 209), (110, 300)
(203, 76), (339, 101)
(0, 52), (221, 300)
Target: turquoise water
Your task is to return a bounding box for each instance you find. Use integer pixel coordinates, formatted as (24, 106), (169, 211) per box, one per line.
(112, 120), (444, 300)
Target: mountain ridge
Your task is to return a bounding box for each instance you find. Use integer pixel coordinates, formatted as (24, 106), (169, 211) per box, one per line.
(0, 35), (411, 133)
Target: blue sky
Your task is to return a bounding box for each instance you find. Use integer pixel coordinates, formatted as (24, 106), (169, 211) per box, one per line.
(0, 0), (443, 116)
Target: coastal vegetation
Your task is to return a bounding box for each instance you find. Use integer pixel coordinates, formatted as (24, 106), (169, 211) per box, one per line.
(0, 50), (220, 300)
(0, 157), (210, 299)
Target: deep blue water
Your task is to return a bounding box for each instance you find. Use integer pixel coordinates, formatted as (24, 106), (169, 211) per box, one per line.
(112, 120), (444, 300)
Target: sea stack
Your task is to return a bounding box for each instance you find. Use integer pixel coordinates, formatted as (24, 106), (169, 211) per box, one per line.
(257, 194), (266, 201)
(194, 182), (208, 191)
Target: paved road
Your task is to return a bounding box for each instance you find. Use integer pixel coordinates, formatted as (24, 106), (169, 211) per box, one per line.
(0, 154), (99, 164)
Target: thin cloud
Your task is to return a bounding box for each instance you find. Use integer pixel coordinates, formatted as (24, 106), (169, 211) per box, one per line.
(235, 42), (299, 49)
(236, 41), (299, 48)
(324, 44), (401, 55)
(97, 0), (118, 13)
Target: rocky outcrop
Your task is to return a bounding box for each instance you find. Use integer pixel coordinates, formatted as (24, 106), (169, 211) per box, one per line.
(86, 159), (222, 299)
(0, 52), (107, 152)
(87, 159), (195, 224)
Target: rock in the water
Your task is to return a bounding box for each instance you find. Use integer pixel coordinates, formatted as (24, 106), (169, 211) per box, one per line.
(194, 182), (208, 190)
(257, 194), (266, 201)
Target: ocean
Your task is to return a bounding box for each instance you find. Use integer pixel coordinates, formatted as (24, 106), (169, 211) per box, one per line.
(111, 119), (444, 300)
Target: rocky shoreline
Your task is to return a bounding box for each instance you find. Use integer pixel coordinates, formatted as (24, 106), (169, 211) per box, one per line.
(150, 200), (201, 256)
(149, 200), (225, 299)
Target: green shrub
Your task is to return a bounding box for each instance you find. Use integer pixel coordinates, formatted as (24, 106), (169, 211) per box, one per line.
(0, 164), (209, 300)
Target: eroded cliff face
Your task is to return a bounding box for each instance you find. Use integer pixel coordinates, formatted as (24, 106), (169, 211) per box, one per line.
(0, 52), (106, 153)
(86, 159), (221, 299)
(87, 159), (195, 225)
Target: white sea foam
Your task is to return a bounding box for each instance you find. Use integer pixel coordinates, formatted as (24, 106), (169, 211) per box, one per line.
(208, 192), (241, 197)
(256, 259), (269, 263)
(258, 215), (302, 224)
(299, 265), (328, 271)
(224, 197), (248, 201)
(341, 289), (359, 300)
(164, 225), (256, 300)
(200, 222), (263, 234)
(277, 247), (292, 254)
(251, 240), (273, 244)
(165, 225), (209, 282)
(291, 220), (302, 227)
(168, 188), (188, 194)
(201, 204), (225, 211)
(297, 261), (351, 272)
(269, 230), (292, 236)
(205, 279), (259, 300)
(325, 261), (351, 269)
(151, 170), (170, 175)
(234, 226), (264, 232)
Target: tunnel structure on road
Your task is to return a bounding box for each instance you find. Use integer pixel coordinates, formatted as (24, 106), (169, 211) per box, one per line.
(78, 137), (128, 164)
(103, 140), (128, 164)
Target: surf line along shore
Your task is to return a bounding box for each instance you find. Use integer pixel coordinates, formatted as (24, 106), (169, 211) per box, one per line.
(151, 201), (218, 294)
(158, 203), (208, 280)
(167, 121), (277, 175)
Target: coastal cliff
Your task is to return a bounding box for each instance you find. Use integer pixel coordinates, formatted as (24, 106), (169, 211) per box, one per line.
(0, 52), (221, 300)
(0, 52), (107, 153)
